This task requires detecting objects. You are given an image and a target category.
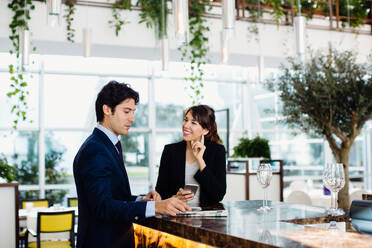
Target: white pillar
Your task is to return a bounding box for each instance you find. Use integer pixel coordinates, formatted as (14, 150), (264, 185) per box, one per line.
(38, 59), (46, 198)
(173, 0), (189, 45)
(148, 63), (156, 190)
(19, 29), (30, 66)
(46, 0), (62, 27)
(257, 55), (264, 84)
(222, 0), (235, 31)
(294, 16), (306, 63)
(364, 127), (372, 190)
(82, 28), (92, 57)
(161, 38), (169, 71)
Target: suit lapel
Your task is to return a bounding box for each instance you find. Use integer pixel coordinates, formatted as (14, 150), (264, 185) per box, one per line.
(93, 128), (131, 189)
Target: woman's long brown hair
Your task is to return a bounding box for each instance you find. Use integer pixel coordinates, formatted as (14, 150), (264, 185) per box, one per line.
(185, 105), (222, 144)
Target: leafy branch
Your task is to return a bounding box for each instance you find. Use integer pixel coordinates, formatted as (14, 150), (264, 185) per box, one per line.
(179, 0), (210, 104)
(137, 0), (168, 40)
(7, 0), (35, 129)
(109, 0), (132, 36)
(265, 0), (285, 25)
(63, 0), (77, 42)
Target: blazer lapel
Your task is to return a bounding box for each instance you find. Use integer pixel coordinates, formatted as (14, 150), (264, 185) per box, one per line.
(177, 141), (187, 187)
(202, 140), (213, 165)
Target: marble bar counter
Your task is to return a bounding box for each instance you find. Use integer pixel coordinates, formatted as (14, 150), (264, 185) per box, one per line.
(135, 200), (372, 248)
(362, 193), (372, 200)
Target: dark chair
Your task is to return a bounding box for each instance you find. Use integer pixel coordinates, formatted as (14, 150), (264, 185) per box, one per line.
(67, 197), (78, 207)
(25, 210), (75, 248)
(349, 200), (372, 235)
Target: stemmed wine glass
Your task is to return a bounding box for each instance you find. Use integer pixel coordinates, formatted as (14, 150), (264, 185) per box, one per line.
(257, 163), (273, 212)
(323, 163), (345, 228)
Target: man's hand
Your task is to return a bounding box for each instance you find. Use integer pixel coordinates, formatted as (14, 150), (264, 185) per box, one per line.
(141, 190), (162, 201)
(155, 197), (191, 216)
(175, 188), (194, 202)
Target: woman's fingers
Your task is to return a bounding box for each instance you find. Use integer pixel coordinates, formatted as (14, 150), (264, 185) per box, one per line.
(176, 188), (184, 196)
(192, 142), (205, 154)
(192, 141), (202, 150)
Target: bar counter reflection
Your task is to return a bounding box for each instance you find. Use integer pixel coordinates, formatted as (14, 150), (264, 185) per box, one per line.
(134, 200), (372, 248)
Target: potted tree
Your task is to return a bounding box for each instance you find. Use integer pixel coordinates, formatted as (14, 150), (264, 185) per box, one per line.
(266, 47), (372, 209)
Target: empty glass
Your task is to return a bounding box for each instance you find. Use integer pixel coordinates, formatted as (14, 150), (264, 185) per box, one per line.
(323, 163), (345, 228)
(257, 163), (272, 212)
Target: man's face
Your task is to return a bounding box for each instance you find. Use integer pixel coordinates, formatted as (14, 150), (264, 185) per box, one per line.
(103, 98), (136, 136)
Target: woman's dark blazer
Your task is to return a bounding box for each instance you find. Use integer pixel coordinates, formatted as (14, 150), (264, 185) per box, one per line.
(155, 140), (226, 205)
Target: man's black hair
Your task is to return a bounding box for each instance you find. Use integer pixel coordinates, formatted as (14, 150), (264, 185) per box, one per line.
(95, 81), (139, 122)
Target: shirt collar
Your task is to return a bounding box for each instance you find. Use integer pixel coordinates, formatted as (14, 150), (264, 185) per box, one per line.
(97, 123), (120, 146)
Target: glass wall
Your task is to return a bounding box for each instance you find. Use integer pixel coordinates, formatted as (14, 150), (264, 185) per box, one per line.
(249, 67), (371, 198)
(0, 52), (371, 205)
(0, 53), (248, 204)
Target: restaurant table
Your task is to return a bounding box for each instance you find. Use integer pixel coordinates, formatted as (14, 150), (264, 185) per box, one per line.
(134, 200), (372, 248)
(19, 206), (78, 242)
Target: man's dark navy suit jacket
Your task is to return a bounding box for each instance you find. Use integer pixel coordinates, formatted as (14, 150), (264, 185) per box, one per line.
(73, 128), (147, 248)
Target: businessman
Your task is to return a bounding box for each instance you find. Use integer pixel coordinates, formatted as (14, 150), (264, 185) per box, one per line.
(73, 81), (190, 248)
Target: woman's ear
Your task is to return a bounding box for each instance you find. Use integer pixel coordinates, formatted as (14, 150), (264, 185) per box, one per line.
(203, 129), (209, 136)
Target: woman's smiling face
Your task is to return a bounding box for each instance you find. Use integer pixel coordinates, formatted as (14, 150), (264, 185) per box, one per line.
(182, 111), (208, 142)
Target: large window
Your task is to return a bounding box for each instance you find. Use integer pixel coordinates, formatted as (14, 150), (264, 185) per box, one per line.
(0, 54), (249, 203)
(1, 52), (371, 205)
(250, 67), (371, 194)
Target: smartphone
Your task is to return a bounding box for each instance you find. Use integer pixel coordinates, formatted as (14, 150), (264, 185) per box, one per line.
(184, 184), (199, 195)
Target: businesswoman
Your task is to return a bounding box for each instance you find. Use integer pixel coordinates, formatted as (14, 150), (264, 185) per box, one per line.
(155, 105), (226, 205)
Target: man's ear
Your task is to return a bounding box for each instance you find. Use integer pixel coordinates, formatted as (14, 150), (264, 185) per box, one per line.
(102, 104), (112, 116)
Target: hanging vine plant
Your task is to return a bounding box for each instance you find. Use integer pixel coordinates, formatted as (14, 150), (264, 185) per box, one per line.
(7, 0), (35, 129)
(136, 0), (168, 40)
(109, 0), (132, 36)
(179, 0), (210, 104)
(63, 0), (77, 42)
(264, 0), (285, 25)
(245, 0), (263, 42)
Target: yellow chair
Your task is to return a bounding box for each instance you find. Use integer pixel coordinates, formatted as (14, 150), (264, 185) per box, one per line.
(67, 197), (78, 207)
(21, 199), (50, 209)
(26, 210), (75, 248)
(20, 199), (50, 246)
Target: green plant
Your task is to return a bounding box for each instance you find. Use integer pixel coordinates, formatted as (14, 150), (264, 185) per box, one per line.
(63, 0), (77, 42)
(298, 0), (318, 19)
(137, 0), (168, 40)
(338, 0), (369, 28)
(13, 132), (68, 204)
(265, 0), (285, 25)
(179, 0), (210, 104)
(232, 137), (271, 159)
(109, 0), (132, 36)
(0, 155), (17, 182)
(265, 47), (372, 209)
(245, 0), (262, 42)
(7, 0), (35, 129)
